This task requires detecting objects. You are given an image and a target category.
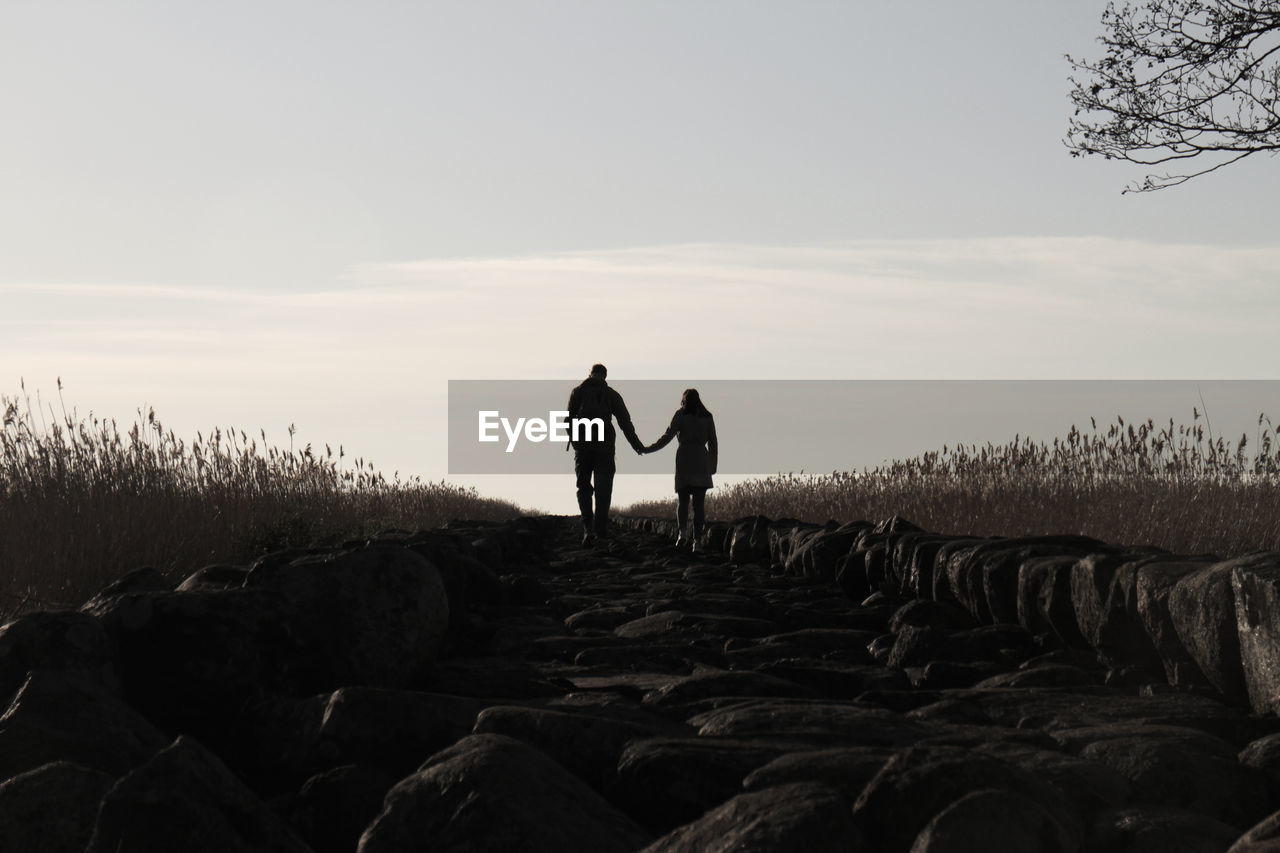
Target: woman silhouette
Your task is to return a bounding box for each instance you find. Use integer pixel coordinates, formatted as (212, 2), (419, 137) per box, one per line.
(643, 389), (718, 551)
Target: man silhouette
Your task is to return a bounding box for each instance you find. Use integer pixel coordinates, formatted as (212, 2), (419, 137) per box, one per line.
(567, 364), (644, 545)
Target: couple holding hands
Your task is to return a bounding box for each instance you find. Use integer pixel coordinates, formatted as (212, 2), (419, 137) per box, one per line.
(567, 364), (717, 549)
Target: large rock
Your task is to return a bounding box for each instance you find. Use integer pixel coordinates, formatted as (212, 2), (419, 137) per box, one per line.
(472, 704), (662, 789)
(892, 534), (967, 599)
(1053, 724), (1269, 828)
(85, 587), (292, 733)
(908, 788), (1075, 853)
(358, 733), (650, 853)
(728, 517), (772, 565)
(298, 687), (483, 779)
(1090, 805), (1242, 853)
(641, 782), (861, 852)
(852, 745), (1081, 853)
(690, 699), (933, 744)
(976, 536), (1114, 625)
(975, 742), (1132, 819)
(1171, 555), (1260, 704)
(0, 761), (115, 853)
(0, 669), (168, 782)
(1230, 554), (1280, 714)
(1232, 809), (1280, 852)
(245, 544), (450, 692)
(787, 525), (866, 582)
(1072, 552), (1167, 669)
(642, 668), (817, 709)
(86, 735), (312, 853)
(1017, 555), (1089, 647)
(743, 746), (895, 797)
(1135, 557), (1219, 691)
(0, 611), (119, 706)
(610, 736), (810, 833)
(289, 764), (395, 853)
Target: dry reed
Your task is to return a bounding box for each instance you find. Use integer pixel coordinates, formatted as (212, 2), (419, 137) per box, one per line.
(623, 412), (1280, 557)
(0, 381), (524, 619)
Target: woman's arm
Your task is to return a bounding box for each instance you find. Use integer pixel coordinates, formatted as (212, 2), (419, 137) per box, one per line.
(708, 415), (718, 474)
(643, 412), (680, 453)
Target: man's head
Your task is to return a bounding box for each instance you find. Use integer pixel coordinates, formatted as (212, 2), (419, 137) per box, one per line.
(590, 364), (607, 379)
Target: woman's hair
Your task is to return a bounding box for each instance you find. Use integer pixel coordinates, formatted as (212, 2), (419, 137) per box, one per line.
(680, 388), (711, 417)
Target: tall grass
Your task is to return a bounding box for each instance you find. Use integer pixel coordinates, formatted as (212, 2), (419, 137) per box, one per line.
(1, 382), (524, 618)
(624, 412), (1280, 557)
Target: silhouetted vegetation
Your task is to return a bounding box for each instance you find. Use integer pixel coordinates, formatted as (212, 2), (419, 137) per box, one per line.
(624, 411), (1280, 556)
(1, 382), (524, 618)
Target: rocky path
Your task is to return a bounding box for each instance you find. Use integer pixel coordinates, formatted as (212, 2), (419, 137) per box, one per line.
(5, 515), (1280, 852)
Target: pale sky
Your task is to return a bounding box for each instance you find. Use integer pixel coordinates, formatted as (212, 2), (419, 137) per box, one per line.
(4, 1), (1280, 513)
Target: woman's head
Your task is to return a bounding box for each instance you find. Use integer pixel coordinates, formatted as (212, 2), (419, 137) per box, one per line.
(681, 388), (711, 417)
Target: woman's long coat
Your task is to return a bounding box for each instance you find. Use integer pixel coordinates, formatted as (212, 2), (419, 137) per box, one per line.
(649, 410), (718, 492)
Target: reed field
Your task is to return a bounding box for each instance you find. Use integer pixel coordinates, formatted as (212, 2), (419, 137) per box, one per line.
(624, 412), (1280, 558)
(0, 383), (524, 620)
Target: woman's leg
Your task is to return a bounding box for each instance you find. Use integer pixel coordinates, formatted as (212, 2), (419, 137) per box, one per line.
(692, 488), (707, 538)
(676, 489), (691, 542)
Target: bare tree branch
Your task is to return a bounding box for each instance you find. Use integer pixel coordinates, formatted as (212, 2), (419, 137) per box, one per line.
(1067, 0), (1280, 191)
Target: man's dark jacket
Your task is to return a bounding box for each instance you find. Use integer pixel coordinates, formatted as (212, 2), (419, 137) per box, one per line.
(566, 376), (643, 452)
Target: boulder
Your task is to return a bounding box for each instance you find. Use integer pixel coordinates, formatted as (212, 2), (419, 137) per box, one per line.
(642, 668), (817, 709)
(1071, 553), (1165, 669)
(79, 566), (171, 611)
(1170, 556), (1260, 704)
(728, 517), (772, 565)
(359, 734), (649, 853)
(690, 698), (935, 744)
(908, 788), (1075, 853)
(86, 735), (312, 853)
(611, 736), (813, 834)
(0, 610), (119, 706)
(1240, 733), (1280, 803)
(1089, 806), (1242, 853)
(614, 610), (777, 641)
(852, 745), (1081, 853)
(1134, 558), (1218, 691)
(176, 564), (250, 592)
(1232, 809), (1280, 852)
(888, 600), (980, 634)
(1017, 555), (1089, 647)
(85, 587), (290, 733)
(788, 526), (865, 582)
(289, 764), (395, 853)
(947, 536), (1105, 623)
(641, 782), (861, 852)
(0, 669), (168, 782)
(1230, 554), (1280, 714)
(244, 544), (450, 692)
(472, 705), (661, 789)
(0, 761), (115, 853)
(892, 534), (965, 598)
(1055, 724), (1268, 828)
(975, 742), (1132, 819)
(299, 687), (484, 778)
(743, 746), (895, 797)
(753, 660), (911, 698)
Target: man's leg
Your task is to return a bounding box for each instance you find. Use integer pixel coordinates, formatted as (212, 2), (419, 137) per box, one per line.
(574, 448), (596, 538)
(593, 449), (617, 538)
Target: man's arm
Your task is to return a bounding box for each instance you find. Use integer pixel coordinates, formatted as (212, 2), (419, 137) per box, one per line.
(565, 387), (580, 450)
(609, 389), (645, 453)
